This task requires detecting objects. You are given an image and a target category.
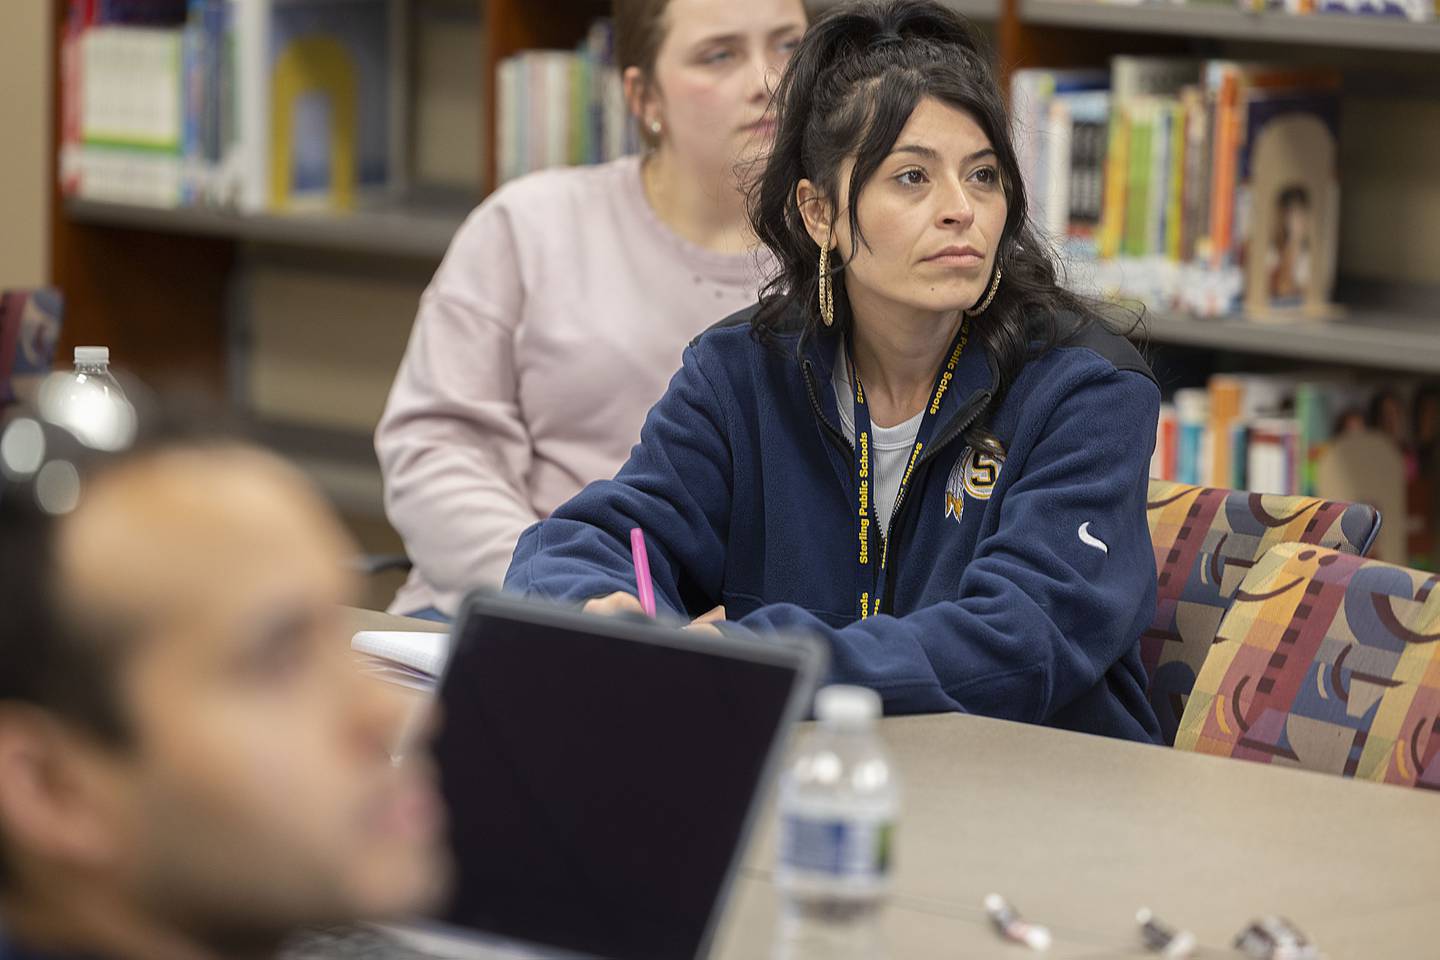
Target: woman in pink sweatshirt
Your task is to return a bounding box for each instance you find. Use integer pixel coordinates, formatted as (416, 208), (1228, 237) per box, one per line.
(376, 0), (807, 618)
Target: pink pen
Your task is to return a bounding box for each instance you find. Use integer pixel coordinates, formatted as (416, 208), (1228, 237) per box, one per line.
(629, 527), (657, 618)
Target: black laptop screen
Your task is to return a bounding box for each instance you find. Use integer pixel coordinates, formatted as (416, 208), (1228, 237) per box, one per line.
(430, 607), (803, 960)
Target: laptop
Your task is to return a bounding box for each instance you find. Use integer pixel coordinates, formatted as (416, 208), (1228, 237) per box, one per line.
(407, 591), (826, 960)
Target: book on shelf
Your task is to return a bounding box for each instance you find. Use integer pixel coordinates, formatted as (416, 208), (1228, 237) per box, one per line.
(1243, 0), (1435, 22)
(0, 290), (65, 410)
(1054, 90), (1111, 261)
(61, 0), (407, 215)
(59, 0), (189, 204)
(409, 0), (482, 191)
(77, 0), (190, 24)
(75, 23), (187, 206)
(1235, 87), (1342, 316)
(1152, 375), (1440, 567)
(1012, 57), (1344, 322)
(1093, 0), (1435, 20)
(495, 19), (641, 185)
(1096, 57), (1200, 263)
(1010, 68), (1107, 249)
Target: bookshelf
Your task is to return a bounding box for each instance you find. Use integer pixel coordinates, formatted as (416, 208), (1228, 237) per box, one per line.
(1142, 308), (1440, 375)
(64, 195), (469, 261)
(46, 0), (1440, 391)
(46, 0), (605, 386)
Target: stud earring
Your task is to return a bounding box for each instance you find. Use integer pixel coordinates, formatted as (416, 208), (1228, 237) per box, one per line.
(649, 119), (662, 136)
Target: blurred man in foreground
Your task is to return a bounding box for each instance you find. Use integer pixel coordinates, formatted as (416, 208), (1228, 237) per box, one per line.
(0, 406), (447, 960)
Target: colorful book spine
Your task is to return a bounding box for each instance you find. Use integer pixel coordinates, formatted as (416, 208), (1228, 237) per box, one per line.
(1246, 418), (1296, 495)
(58, 3), (91, 196)
(1153, 403), (1178, 480)
(1098, 106), (1130, 260)
(493, 19), (639, 184)
(1205, 62), (1242, 269)
(62, 0), (403, 212)
(571, 50), (591, 165)
(496, 56), (519, 185)
(1145, 99), (1174, 259)
(180, 1), (210, 203)
(1175, 388), (1208, 486)
(77, 24), (186, 205)
(1294, 383), (1330, 497)
(1064, 91), (1109, 260)
(1044, 96), (1073, 242)
(1165, 97), (1187, 262)
(1121, 100), (1152, 258)
(1207, 376), (1244, 488)
(1178, 85), (1209, 263)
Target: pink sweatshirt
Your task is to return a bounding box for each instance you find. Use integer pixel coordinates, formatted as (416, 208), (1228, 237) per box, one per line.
(376, 156), (768, 616)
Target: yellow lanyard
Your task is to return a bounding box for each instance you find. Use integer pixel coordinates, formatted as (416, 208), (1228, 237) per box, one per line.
(851, 318), (970, 619)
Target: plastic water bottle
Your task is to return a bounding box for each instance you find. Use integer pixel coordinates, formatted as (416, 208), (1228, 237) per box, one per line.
(774, 685), (899, 960)
(71, 346), (127, 395)
(37, 346), (135, 451)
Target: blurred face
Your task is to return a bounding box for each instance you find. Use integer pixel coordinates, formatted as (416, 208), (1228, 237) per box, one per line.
(800, 97), (1010, 324)
(641, 0), (806, 175)
(53, 449), (446, 938)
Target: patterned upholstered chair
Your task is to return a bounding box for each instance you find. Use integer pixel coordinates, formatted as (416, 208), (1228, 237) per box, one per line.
(1175, 543), (1440, 790)
(1144, 480), (1380, 745)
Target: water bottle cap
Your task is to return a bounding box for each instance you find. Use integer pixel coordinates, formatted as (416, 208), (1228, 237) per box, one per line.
(74, 346), (110, 366)
(815, 685), (881, 728)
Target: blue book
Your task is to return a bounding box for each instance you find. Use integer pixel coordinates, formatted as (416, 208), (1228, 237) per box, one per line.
(0, 290), (64, 408)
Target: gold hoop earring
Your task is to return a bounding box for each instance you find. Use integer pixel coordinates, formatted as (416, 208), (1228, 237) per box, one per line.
(965, 264), (1003, 317)
(817, 240), (835, 328)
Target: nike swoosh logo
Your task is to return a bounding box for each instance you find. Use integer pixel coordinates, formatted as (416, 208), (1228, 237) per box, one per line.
(1078, 522), (1108, 554)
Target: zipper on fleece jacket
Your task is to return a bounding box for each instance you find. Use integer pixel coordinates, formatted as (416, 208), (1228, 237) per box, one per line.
(803, 357), (992, 615)
(879, 390), (990, 615)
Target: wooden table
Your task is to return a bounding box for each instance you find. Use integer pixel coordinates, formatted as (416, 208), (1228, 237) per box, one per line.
(348, 609), (1440, 959)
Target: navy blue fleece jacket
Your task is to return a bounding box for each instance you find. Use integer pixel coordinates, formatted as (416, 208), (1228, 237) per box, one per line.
(504, 306), (1163, 743)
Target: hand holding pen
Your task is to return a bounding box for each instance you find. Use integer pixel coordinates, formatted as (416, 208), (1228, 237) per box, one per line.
(578, 528), (724, 632)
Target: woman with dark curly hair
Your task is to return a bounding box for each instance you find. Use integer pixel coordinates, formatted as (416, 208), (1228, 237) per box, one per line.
(505, 0), (1162, 742)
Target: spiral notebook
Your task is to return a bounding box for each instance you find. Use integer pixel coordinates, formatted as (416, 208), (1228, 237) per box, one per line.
(352, 630), (451, 691)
